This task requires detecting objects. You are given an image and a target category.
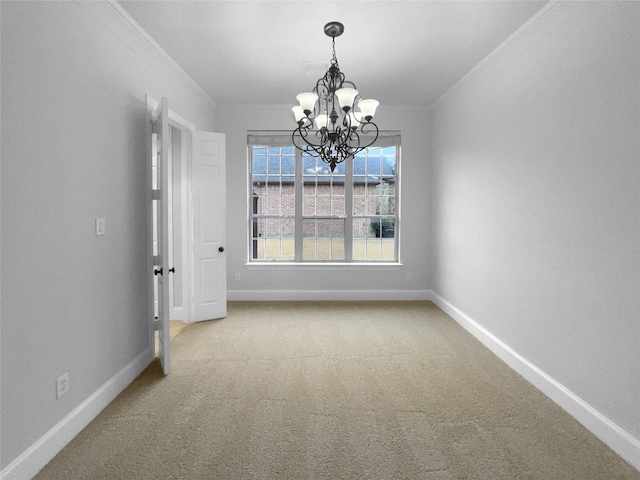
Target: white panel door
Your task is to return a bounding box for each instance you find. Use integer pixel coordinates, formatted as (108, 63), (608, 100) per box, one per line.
(191, 131), (227, 322)
(154, 97), (171, 374)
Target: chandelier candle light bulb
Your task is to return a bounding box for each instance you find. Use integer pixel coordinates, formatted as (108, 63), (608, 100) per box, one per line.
(291, 21), (380, 172)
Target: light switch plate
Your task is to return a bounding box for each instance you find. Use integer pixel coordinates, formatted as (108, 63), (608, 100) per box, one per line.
(56, 372), (69, 399)
(95, 218), (106, 236)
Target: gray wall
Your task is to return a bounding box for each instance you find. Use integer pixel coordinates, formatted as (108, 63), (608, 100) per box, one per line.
(218, 105), (431, 300)
(2, 0), (638, 474)
(218, 105), (430, 300)
(0, 1), (216, 470)
(430, 0), (639, 445)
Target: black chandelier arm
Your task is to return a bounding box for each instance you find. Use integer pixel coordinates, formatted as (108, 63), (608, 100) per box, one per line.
(294, 120), (378, 148)
(345, 128), (362, 150)
(357, 120), (379, 140)
(341, 80), (357, 90)
(345, 121), (379, 147)
(336, 143), (355, 160)
(334, 125), (352, 147)
(293, 125), (317, 149)
(315, 69), (343, 98)
(294, 121), (379, 159)
(292, 124), (331, 157)
(315, 67), (356, 101)
(296, 116), (314, 129)
(344, 122), (380, 159)
(292, 135), (324, 159)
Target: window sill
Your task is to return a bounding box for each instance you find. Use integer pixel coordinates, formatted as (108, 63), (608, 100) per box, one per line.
(245, 262), (403, 271)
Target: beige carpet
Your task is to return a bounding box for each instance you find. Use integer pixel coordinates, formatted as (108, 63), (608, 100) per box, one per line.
(36, 301), (639, 479)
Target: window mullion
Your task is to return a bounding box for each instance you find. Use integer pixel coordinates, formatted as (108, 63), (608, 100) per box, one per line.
(294, 149), (303, 261)
(345, 156), (353, 262)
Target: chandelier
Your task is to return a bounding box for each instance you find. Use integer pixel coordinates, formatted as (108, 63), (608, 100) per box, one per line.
(291, 21), (379, 172)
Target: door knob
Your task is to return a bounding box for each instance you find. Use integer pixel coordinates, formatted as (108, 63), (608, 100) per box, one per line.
(154, 268), (163, 276)
(169, 267), (175, 274)
(219, 247), (224, 252)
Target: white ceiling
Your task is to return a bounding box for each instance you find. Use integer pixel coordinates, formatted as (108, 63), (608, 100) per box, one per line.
(118, 0), (548, 107)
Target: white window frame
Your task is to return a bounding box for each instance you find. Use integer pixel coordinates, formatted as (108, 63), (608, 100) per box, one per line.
(246, 131), (401, 268)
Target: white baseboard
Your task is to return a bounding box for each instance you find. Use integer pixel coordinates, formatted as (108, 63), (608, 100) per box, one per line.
(5, 295), (637, 476)
(228, 289), (431, 302)
(1, 347), (155, 480)
(427, 290), (640, 472)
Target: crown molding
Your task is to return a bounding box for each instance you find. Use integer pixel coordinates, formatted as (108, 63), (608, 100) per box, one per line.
(430, 0), (569, 109)
(76, 0), (216, 107)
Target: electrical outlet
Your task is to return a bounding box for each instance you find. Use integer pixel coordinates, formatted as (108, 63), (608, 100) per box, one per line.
(95, 218), (106, 236)
(235, 273), (240, 281)
(407, 272), (413, 281)
(56, 373), (69, 399)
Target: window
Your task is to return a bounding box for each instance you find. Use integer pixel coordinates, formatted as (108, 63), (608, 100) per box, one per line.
(248, 132), (400, 264)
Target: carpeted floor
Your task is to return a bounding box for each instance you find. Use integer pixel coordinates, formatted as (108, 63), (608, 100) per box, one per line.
(36, 301), (639, 479)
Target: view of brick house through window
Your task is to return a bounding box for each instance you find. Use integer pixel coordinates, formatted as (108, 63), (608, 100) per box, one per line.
(248, 132), (400, 263)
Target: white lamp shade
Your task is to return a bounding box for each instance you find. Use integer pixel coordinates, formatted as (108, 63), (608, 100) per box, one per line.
(348, 111), (362, 127)
(335, 88), (358, 110)
(292, 106), (305, 122)
(358, 99), (379, 119)
(296, 92), (319, 112)
(315, 113), (329, 130)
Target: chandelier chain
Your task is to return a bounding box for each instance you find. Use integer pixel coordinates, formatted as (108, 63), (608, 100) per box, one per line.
(331, 37), (338, 67)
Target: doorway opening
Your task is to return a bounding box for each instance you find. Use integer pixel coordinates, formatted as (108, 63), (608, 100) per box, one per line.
(152, 123), (192, 325)
(147, 95), (227, 374)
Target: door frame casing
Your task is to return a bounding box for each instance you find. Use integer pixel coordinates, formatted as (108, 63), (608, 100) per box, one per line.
(146, 96), (196, 352)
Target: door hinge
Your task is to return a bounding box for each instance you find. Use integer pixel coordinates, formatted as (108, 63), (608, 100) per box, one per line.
(154, 317), (161, 331)
(152, 189), (161, 200)
(151, 120), (159, 134)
